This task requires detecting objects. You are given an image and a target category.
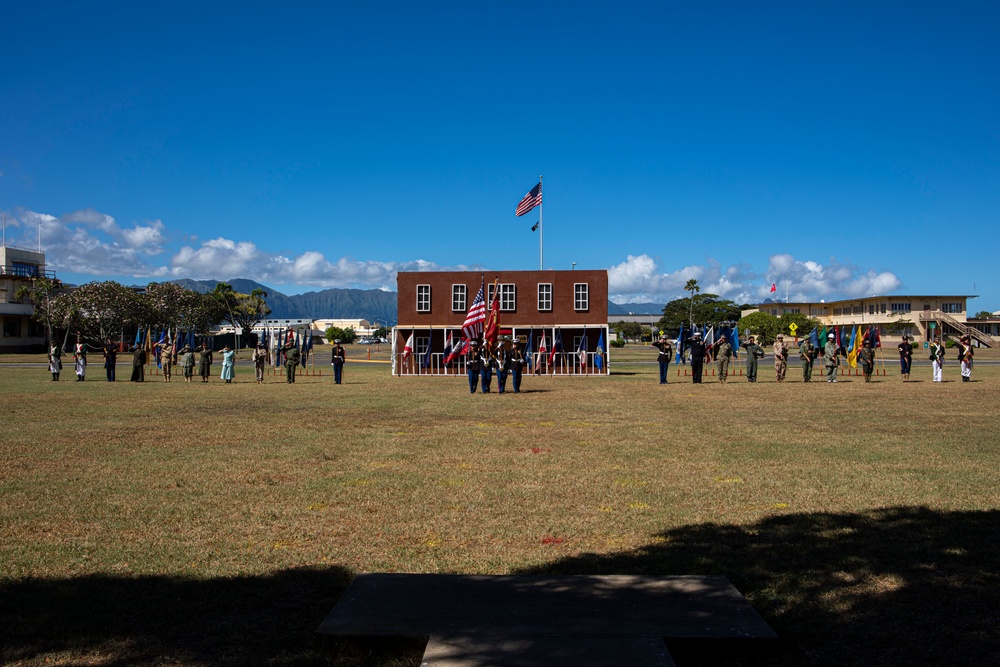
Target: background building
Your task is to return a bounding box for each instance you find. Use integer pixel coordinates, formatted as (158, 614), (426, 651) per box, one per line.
(1, 245), (56, 352)
(394, 270), (610, 376)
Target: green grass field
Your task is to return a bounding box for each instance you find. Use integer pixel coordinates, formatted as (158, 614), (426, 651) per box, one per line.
(2, 346), (998, 665)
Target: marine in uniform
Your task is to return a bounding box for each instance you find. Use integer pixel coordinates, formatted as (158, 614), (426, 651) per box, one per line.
(686, 331), (706, 383)
(858, 339), (875, 382)
(479, 341), (494, 393)
(824, 333), (839, 382)
(509, 340), (526, 393)
(773, 334), (788, 382)
(495, 340), (510, 394)
(742, 335), (764, 382)
(897, 335), (913, 381)
(714, 335), (733, 383)
(799, 338), (816, 382)
(330, 339), (346, 384)
(103, 339), (117, 382)
(465, 340), (481, 394)
(281, 339), (300, 383)
(652, 337), (673, 384)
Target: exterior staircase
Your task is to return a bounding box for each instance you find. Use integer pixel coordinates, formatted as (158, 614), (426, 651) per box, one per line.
(922, 311), (996, 348)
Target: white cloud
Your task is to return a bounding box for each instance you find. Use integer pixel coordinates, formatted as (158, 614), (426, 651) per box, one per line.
(167, 237), (478, 289)
(7, 208), (168, 276)
(608, 253), (901, 304)
(61, 208), (166, 252)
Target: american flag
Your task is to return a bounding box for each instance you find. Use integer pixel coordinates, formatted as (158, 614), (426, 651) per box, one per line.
(515, 182), (542, 217)
(462, 278), (487, 341)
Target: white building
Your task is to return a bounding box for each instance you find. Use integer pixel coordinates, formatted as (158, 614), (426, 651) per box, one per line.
(1, 245), (56, 352)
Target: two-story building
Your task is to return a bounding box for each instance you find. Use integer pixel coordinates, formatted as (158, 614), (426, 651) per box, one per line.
(1, 245), (57, 352)
(394, 270), (610, 376)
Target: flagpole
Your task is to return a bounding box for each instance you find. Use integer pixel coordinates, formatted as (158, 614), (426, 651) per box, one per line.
(538, 175), (543, 270)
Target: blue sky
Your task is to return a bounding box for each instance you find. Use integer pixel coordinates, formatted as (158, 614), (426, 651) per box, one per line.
(2, 1), (998, 309)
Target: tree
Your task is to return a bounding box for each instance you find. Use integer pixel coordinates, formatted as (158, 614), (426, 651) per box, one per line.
(231, 288), (271, 334)
(738, 312), (780, 345)
(777, 312), (822, 340)
(325, 326), (357, 344)
(144, 282), (226, 339)
(211, 282), (239, 329)
(685, 279), (700, 328)
(373, 326), (390, 340)
(14, 276), (64, 345)
(656, 294), (745, 335)
(66, 281), (145, 343)
(974, 311), (994, 320)
(210, 282), (271, 350)
(612, 320), (643, 342)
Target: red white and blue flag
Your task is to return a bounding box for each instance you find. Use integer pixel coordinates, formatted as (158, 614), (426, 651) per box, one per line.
(548, 329), (562, 366)
(515, 182), (542, 217)
(444, 331), (467, 365)
(463, 278), (487, 341)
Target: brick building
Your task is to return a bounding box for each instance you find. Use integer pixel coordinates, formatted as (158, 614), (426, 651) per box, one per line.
(394, 270), (610, 376)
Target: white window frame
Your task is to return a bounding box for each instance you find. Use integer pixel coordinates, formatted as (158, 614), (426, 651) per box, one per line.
(574, 283), (589, 311)
(416, 284), (431, 313)
(538, 283), (552, 311)
(500, 283), (516, 312)
(452, 284), (467, 312)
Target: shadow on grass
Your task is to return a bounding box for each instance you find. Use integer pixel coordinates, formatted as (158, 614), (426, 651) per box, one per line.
(4, 508), (998, 666)
(1, 565), (354, 666)
(516, 506), (1000, 667)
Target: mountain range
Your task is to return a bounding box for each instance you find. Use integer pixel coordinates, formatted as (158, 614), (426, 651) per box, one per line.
(168, 279), (398, 324)
(166, 279), (665, 323)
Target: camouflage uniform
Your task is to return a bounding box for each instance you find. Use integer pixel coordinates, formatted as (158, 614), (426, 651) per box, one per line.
(282, 343), (300, 383)
(824, 337), (839, 382)
(715, 339), (733, 383)
(773, 337), (788, 382)
(799, 339), (815, 382)
(742, 339), (764, 382)
(858, 342), (875, 382)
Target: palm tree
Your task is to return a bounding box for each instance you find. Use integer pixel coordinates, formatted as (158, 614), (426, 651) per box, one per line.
(685, 279), (700, 329)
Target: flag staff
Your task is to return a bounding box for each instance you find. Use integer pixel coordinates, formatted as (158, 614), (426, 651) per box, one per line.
(538, 175), (543, 270)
